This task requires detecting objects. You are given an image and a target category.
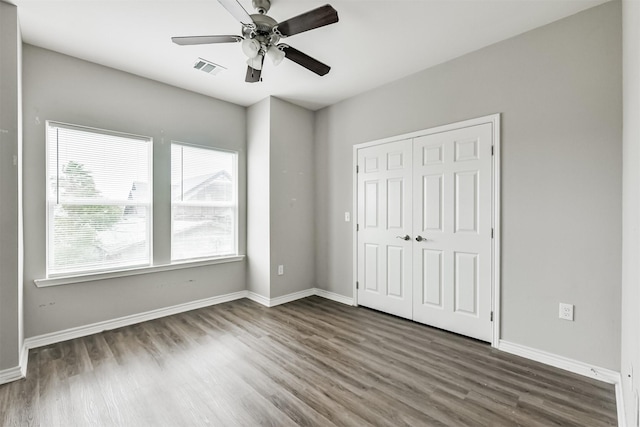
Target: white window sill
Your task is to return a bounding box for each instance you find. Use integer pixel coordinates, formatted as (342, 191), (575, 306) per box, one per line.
(34, 255), (246, 288)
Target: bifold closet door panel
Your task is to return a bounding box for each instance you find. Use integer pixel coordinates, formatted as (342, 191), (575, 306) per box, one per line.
(356, 139), (413, 320)
(412, 123), (493, 342)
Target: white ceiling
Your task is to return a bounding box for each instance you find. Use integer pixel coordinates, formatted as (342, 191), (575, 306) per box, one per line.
(12, 0), (608, 111)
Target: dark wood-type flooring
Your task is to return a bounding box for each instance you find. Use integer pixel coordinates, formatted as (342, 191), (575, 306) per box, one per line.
(0, 296), (617, 426)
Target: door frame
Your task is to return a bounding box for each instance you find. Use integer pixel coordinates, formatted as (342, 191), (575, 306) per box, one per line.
(352, 113), (501, 348)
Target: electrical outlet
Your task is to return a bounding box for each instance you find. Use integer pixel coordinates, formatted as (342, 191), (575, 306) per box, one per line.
(559, 303), (574, 321)
(277, 265), (284, 276)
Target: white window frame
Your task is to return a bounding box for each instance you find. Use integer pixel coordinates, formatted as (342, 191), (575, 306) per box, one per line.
(170, 141), (239, 262)
(45, 121), (153, 277)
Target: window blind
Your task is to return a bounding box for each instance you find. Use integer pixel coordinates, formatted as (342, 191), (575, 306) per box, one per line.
(171, 143), (237, 261)
(46, 121), (152, 276)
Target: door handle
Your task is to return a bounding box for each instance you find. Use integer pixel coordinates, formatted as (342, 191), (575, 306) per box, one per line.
(396, 235), (411, 241)
(415, 235), (426, 242)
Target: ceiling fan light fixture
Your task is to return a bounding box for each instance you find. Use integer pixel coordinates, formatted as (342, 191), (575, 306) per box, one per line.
(172, 1), (339, 82)
(241, 38), (261, 58)
(267, 46), (285, 66)
(247, 55), (263, 70)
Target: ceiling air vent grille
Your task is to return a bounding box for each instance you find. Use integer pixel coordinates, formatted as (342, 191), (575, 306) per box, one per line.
(193, 58), (226, 76)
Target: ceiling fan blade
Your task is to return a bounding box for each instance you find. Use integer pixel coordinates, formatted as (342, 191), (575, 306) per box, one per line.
(245, 66), (262, 83)
(172, 35), (243, 45)
(217, 0), (254, 27)
(280, 45), (330, 76)
(275, 4), (338, 37)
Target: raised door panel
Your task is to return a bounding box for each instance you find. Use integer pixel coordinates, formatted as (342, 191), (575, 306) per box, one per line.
(387, 246), (405, 298)
(455, 171), (478, 234)
(421, 249), (443, 308)
(454, 251), (478, 315)
(364, 180), (379, 229)
(422, 174), (443, 233)
(387, 178), (404, 230)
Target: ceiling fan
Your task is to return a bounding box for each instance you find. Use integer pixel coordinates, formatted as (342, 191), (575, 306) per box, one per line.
(172, 0), (339, 83)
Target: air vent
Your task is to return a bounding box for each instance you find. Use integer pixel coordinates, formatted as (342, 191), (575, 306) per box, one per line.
(193, 58), (226, 76)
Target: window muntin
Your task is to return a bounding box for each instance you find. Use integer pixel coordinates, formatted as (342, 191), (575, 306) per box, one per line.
(46, 121), (152, 276)
(171, 143), (237, 261)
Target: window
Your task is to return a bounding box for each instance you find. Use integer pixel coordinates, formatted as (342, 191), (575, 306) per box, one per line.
(171, 143), (237, 261)
(46, 122), (152, 276)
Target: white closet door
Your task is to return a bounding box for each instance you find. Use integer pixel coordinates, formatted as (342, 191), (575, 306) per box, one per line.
(357, 139), (413, 319)
(412, 123), (493, 342)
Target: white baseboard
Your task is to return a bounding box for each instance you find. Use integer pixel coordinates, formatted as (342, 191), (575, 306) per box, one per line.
(0, 342), (30, 386)
(498, 340), (625, 427)
(247, 289), (316, 308)
(25, 287), (351, 350)
(247, 288), (353, 308)
(314, 288), (354, 306)
(615, 378), (627, 427)
(246, 291), (271, 307)
(270, 288), (316, 307)
(498, 340), (620, 384)
(9, 287), (352, 387)
(19, 342), (28, 377)
(0, 364), (24, 386)
(24, 290), (248, 350)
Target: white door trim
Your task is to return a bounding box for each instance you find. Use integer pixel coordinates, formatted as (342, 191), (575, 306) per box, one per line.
(352, 113), (501, 348)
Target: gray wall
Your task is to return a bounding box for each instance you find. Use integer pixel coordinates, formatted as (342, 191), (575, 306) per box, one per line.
(621, 0), (640, 422)
(247, 98), (271, 298)
(22, 45), (247, 338)
(247, 97), (316, 300)
(315, 2), (622, 370)
(0, 1), (23, 370)
(269, 97), (315, 298)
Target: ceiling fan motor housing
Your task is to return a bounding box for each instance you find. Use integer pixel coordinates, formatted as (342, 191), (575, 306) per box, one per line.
(243, 13), (280, 48)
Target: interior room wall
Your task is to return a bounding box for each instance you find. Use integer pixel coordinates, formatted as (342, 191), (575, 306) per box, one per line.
(621, 0), (640, 422)
(314, 2), (622, 370)
(247, 98), (271, 298)
(22, 45), (247, 338)
(247, 97), (316, 300)
(0, 0), (23, 372)
(268, 97), (315, 298)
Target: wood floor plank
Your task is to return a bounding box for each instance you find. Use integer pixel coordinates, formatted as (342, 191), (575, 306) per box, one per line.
(0, 296), (617, 426)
